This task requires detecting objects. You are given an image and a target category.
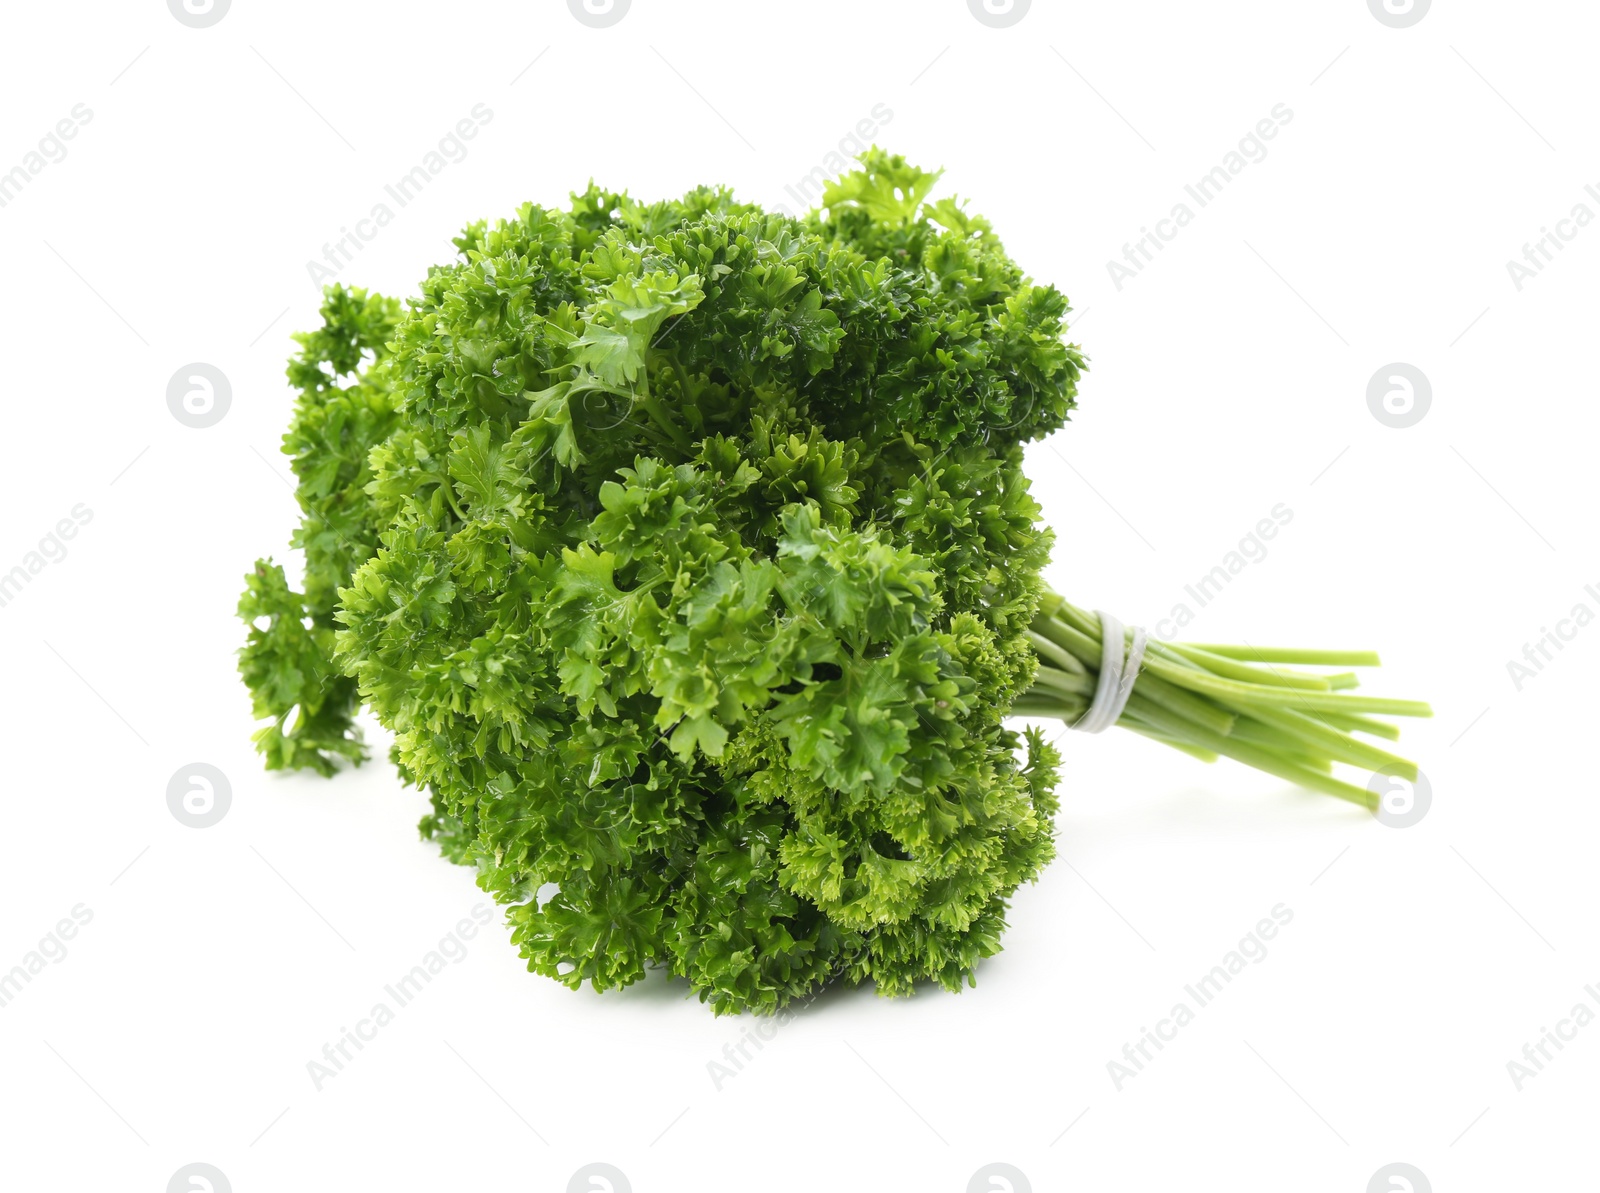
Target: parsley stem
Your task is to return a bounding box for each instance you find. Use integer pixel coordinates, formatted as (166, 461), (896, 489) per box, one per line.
(1019, 589), (1428, 806)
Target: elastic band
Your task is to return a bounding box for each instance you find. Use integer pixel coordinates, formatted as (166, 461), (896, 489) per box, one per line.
(1072, 610), (1149, 734)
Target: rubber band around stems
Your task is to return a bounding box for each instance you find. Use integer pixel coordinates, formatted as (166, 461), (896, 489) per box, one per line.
(1072, 610), (1149, 734)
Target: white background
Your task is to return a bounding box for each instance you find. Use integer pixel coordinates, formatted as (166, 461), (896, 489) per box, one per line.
(1, 1), (1595, 1190)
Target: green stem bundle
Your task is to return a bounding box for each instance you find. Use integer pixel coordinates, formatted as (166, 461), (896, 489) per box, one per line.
(1018, 592), (1432, 809)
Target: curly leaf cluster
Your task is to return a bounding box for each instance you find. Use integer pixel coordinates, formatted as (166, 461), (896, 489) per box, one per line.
(239, 149), (1084, 1012)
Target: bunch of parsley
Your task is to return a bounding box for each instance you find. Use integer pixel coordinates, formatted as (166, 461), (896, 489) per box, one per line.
(239, 151), (1426, 1012)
